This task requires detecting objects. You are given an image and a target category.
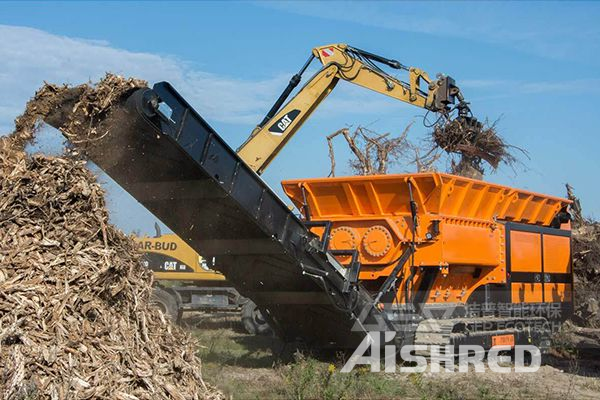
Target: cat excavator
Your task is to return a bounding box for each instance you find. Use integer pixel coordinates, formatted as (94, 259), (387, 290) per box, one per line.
(136, 228), (271, 334)
(238, 43), (476, 173)
(139, 43), (479, 334)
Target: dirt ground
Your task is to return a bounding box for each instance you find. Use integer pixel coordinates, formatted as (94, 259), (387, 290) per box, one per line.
(185, 312), (600, 400)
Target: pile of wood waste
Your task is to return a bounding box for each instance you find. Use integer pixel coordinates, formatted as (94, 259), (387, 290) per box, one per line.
(0, 74), (222, 400)
(562, 185), (600, 329)
(552, 219), (600, 360)
(572, 222), (600, 329)
(547, 188), (600, 361)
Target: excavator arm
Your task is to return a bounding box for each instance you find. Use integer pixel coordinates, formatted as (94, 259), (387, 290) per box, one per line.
(237, 43), (472, 174)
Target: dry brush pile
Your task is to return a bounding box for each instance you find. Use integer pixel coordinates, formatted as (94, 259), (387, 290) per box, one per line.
(562, 187), (600, 329)
(572, 221), (600, 328)
(326, 117), (522, 180)
(0, 75), (222, 399)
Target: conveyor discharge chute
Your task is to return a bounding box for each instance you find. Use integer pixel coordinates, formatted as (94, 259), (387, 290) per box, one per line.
(60, 82), (391, 348)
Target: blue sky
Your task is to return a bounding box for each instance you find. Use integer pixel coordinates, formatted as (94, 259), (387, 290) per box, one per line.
(1, 1), (599, 233)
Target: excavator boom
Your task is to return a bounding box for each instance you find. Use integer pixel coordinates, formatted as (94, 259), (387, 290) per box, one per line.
(237, 43), (470, 174)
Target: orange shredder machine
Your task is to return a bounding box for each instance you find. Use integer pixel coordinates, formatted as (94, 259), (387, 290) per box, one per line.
(282, 172), (573, 348)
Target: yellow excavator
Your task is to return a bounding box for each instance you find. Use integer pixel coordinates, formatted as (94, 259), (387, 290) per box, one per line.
(139, 43), (476, 333)
(238, 43), (474, 173)
(136, 226), (271, 334)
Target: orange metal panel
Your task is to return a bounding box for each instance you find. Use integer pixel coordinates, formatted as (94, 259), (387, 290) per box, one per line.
(307, 184), (353, 217)
(424, 266), (507, 304)
(511, 283), (544, 303)
(282, 172), (570, 225)
(352, 184), (376, 215)
(439, 222), (501, 266)
(543, 235), (571, 274)
(510, 231), (542, 273)
(492, 334), (515, 347)
(544, 283), (572, 303)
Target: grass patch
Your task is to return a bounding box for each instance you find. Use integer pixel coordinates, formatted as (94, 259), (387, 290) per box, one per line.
(187, 313), (600, 400)
(281, 352), (409, 400)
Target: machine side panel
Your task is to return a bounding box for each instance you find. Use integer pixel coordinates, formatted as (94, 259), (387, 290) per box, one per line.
(506, 222), (573, 314)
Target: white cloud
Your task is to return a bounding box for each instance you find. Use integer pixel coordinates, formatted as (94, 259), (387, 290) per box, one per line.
(0, 24), (422, 135)
(0, 24), (291, 129)
(3, 23), (593, 141)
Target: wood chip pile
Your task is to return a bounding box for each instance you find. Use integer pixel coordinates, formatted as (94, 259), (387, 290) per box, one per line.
(0, 75), (222, 400)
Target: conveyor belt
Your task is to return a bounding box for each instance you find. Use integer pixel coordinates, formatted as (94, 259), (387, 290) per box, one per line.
(66, 82), (391, 348)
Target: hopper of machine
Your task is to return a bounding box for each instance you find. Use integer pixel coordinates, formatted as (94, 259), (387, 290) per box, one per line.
(282, 173), (571, 306)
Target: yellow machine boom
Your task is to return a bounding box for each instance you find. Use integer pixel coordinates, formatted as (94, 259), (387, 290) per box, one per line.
(237, 43), (471, 174)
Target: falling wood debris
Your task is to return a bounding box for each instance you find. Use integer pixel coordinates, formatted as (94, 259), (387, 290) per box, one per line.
(0, 74), (223, 400)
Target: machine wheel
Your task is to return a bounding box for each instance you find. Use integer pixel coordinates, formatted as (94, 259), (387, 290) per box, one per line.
(241, 300), (271, 335)
(152, 287), (181, 323)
